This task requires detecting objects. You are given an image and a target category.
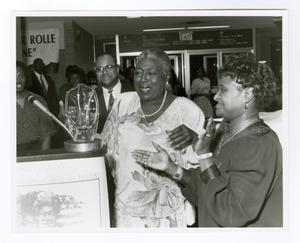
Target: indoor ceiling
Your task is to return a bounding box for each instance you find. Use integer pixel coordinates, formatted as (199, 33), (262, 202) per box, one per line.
(72, 16), (282, 38)
(25, 16), (282, 38)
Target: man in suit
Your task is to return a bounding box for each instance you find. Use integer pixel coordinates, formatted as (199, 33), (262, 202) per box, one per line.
(28, 58), (59, 116)
(95, 54), (134, 133)
(95, 54), (134, 227)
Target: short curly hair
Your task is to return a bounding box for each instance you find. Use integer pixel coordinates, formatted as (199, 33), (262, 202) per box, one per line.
(137, 48), (171, 75)
(218, 52), (278, 111)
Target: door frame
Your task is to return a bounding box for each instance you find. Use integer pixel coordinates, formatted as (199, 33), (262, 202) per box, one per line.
(119, 50), (185, 85)
(119, 47), (253, 97)
(184, 49), (220, 97)
(184, 47), (253, 96)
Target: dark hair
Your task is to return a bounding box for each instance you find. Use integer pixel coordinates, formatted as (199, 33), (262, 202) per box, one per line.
(65, 65), (86, 83)
(65, 65), (76, 78)
(218, 53), (278, 111)
(33, 58), (44, 65)
(86, 70), (97, 85)
(197, 67), (206, 76)
(16, 60), (32, 87)
(87, 70), (97, 79)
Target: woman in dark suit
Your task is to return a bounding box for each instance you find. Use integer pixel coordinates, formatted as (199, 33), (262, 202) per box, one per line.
(133, 53), (282, 227)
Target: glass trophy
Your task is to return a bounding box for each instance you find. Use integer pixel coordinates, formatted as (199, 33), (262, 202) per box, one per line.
(64, 84), (101, 152)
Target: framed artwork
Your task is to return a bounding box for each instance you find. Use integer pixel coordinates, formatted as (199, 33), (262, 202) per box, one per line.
(14, 157), (110, 232)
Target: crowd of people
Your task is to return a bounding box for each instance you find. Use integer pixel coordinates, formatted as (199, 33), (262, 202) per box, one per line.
(16, 48), (282, 228)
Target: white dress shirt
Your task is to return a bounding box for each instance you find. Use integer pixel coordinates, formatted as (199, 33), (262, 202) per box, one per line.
(102, 80), (121, 110)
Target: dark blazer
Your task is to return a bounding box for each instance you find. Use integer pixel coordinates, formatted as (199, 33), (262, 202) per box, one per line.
(28, 71), (59, 117)
(180, 122), (282, 227)
(96, 78), (134, 134)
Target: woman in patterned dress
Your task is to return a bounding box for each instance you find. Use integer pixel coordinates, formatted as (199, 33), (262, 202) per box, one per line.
(101, 48), (205, 227)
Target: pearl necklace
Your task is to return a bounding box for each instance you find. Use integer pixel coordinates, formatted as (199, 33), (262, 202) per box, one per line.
(141, 90), (167, 117)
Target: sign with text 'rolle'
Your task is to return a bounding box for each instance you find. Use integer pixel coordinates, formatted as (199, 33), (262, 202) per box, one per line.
(22, 28), (60, 65)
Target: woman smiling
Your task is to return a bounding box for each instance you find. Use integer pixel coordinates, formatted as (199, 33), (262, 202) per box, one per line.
(100, 48), (205, 227)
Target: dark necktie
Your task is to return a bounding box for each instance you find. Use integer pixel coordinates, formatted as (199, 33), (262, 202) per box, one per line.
(39, 75), (47, 95)
(107, 89), (115, 112)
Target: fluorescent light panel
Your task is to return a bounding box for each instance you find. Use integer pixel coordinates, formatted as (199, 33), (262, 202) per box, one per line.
(143, 25), (231, 32)
(126, 16), (142, 19)
(143, 27), (185, 32)
(187, 25), (230, 30)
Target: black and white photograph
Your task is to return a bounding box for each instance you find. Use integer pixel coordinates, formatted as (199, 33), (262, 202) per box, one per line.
(1, 0), (300, 242)
(15, 13), (284, 229)
(15, 156), (110, 231)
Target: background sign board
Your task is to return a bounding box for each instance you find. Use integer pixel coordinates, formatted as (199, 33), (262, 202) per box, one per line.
(22, 28), (60, 65)
(119, 29), (253, 52)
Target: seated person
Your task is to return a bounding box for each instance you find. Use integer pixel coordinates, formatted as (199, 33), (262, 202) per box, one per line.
(16, 61), (56, 153)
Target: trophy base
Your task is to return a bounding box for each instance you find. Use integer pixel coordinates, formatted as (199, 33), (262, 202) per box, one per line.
(64, 139), (102, 153)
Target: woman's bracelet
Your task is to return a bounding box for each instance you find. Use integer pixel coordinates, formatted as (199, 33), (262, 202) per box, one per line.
(200, 164), (221, 184)
(195, 152), (214, 172)
(195, 152), (213, 160)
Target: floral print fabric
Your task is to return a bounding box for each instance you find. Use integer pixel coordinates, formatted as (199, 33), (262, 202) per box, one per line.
(101, 92), (205, 227)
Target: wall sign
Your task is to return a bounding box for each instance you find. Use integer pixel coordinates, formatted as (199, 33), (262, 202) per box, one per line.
(119, 29), (253, 52)
(179, 31), (193, 41)
(22, 28), (60, 65)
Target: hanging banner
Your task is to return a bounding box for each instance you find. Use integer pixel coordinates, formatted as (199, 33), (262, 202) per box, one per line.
(22, 28), (60, 65)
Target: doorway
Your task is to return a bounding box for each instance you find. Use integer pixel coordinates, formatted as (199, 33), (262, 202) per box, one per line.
(189, 54), (218, 87)
(119, 51), (184, 87)
(185, 51), (220, 97)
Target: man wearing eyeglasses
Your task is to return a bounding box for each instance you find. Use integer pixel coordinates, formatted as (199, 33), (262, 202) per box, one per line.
(95, 54), (134, 134)
(95, 54), (134, 227)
